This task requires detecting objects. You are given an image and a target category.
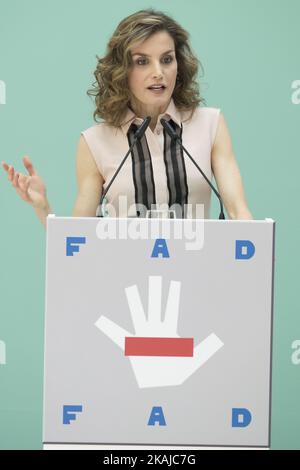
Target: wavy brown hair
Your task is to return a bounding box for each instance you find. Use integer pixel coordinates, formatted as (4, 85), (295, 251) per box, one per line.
(87, 9), (205, 128)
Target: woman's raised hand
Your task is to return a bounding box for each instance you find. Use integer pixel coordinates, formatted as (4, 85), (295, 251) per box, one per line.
(2, 156), (49, 210)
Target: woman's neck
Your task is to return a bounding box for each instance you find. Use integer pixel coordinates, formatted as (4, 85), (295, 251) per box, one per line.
(130, 99), (170, 132)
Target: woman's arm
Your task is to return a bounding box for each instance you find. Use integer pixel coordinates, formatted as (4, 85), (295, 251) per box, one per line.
(211, 113), (253, 220)
(72, 135), (103, 217)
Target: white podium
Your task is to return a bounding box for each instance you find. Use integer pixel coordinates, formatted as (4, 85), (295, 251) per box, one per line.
(43, 217), (275, 449)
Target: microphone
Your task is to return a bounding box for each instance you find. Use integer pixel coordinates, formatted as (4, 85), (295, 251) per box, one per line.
(97, 116), (151, 217)
(160, 118), (225, 220)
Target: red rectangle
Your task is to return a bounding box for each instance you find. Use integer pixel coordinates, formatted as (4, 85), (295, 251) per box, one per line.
(125, 337), (194, 357)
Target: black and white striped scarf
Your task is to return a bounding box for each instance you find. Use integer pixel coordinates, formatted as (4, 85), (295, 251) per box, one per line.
(127, 119), (188, 218)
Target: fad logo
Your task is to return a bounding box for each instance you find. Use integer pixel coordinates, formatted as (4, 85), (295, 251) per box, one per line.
(0, 340), (6, 365)
(0, 80), (6, 105)
(291, 80), (300, 105)
(95, 275), (224, 389)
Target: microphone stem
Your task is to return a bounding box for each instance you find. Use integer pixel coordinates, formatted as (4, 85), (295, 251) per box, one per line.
(99, 137), (138, 208)
(180, 142), (225, 220)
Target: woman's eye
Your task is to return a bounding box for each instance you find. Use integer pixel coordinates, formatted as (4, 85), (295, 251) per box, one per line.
(136, 58), (148, 65)
(136, 56), (174, 66)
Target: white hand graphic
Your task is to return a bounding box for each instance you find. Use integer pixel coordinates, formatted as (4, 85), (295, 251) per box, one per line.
(95, 276), (224, 388)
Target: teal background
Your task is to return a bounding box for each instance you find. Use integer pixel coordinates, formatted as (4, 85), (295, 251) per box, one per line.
(0, 0), (299, 449)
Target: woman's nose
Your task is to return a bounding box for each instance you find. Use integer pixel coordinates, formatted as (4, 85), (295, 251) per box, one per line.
(151, 62), (163, 78)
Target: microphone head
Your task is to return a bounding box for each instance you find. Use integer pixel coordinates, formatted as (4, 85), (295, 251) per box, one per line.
(160, 118), (178, 141)
(134, 116), (151, 140)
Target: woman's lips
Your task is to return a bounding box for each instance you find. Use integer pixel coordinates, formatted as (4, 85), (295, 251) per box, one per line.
(147, 86), (166, 94)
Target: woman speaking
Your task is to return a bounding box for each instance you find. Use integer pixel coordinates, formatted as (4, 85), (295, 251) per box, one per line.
(2, 9), (252, 226)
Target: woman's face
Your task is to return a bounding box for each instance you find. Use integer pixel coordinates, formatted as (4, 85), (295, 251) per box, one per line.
(128, 31), (178, 113)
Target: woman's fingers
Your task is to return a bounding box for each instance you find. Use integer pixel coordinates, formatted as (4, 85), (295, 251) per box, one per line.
(9, 166), (15, 181)
(22, 156), (37, 176)
(13, 173), (31, 202)
(3, 158), (47, 208)
(13, 172), (27, 190)
(2, 160), (45, 207)
(18, 174), (31, 195)
(18, 173), (27, 191)
(2, 157), (36, 180)
(2, 162), (15, 182)
(12, 171), (19, 188)
(15, 185), (31, 202)
(6, 165), (14, 181)
(2, 161), (9, 171)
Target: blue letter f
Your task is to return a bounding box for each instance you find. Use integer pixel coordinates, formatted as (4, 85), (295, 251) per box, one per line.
(66, 237), (86, 256)
(63, 405), (83, 424)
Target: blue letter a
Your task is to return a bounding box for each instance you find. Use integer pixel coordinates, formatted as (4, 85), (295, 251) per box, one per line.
(148, 406), (166, 426)
(151, 239), (169, 258)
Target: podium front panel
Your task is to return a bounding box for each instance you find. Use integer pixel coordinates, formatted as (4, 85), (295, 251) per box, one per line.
(43, 218), (275, 447)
